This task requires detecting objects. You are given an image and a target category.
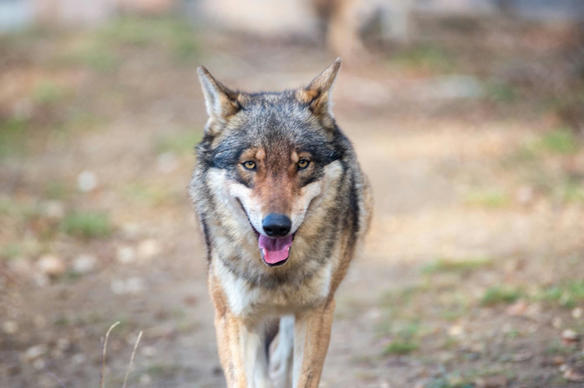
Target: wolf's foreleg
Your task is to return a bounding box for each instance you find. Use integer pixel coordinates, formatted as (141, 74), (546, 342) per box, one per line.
(270, 315), (294, 388)
(292, 299), (335, 388)
(210, 275), (271, 388)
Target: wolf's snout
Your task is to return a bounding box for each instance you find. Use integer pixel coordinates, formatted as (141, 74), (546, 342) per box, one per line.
(262, 213), (292, 237)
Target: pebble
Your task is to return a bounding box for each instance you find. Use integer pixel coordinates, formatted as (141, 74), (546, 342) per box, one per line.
(23, 344), (48, 362)
(43, 200), (65, 219)
(563, 367), (584, 382)
(139, 374), (152, 385)
(137, 239), (161, 259)
(72, 353), (86, 365)
(36, 255), (66, 277)
(572, 307), (583, 319)
(33, 273), (49, 287)
(561, 329), (580, 344)
(448, 324), (464, 337)
(141, 346), (157, 357)
(72, 254), (97, 274)
(475, 375), (507, 387)
(56, 338), (71, 351)
(116, 246), (136, 264)
(77, 170), (98, 192)
(2, 320), (18, 334)
(111, 277), (146, 295)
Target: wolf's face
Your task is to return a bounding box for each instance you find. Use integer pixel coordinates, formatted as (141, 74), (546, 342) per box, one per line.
(196, 60), (345, 267)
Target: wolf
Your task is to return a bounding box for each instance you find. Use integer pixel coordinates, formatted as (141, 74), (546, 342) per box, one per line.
(189, 59), (372, 388)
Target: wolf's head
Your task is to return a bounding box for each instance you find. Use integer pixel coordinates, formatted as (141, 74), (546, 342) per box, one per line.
(195, 59), (349, 267)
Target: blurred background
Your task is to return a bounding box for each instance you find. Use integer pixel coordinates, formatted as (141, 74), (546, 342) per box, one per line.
(1, 0), (584, 387)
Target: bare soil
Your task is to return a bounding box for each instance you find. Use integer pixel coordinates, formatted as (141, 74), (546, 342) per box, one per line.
(1, 18), (584, 388)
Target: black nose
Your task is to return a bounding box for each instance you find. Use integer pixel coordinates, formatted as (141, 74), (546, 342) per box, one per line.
(262, 213), (292, 237)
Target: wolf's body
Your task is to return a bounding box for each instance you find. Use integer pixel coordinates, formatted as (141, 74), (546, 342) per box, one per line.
(190, 59), (372, 387)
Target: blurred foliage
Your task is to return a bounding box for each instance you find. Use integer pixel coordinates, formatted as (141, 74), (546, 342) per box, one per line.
(422, 257), (492, 275)
(480, 286), (522, 306)
(536, 280), (584, 309)
(0, 117), (28, 158)
(63, 15), (199, 71)
(155, 131), (202, 155)
(390, 44), (455, 73)
(463, 189), (510, 208)
(383, 340), (419, 355)
(61, 211), (113, 239)
(484, 80), (517, 104)
(0, 243), (21, 261)
(538, 128), (579, 154)
(122, 182), (176, 207)
(32, 80), (69, 105)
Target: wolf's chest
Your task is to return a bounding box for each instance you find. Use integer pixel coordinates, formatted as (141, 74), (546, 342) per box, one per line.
(213, 258), (333, 318)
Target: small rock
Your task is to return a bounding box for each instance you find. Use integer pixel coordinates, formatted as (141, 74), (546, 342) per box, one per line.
(511, 350), (533, 362)
(448, 324), (464, 337)
(33, 273), (49, 287)
(563, 367), (584, 382)
(572, 307), (583, 319)
(56, 338), (71, 351)
(121, 223), (141, 239)
(141, 346), (156, 357)
(23, 345), (48, 362)
(137, 239), (161, 259)
(475, 375), (507, 388)
(72, 353), (86, 365)
(2, 320), (18, 334)
(43, 200), (65, 219)
(561, 329), (580, 344)
(116, 246), (136, 264)
(77, 170), (98, 192)
(36, 255), (66, 277)
(111, 277), (146, 295)
(72, 254), (97, 274)
(139, 374), (152, 385)
(550, 355), (566, 366)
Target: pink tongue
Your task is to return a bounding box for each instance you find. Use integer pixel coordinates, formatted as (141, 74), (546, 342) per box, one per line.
(258, 235), (293, 265)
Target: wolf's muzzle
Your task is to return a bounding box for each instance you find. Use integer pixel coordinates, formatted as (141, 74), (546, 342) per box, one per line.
(262, 213), (292, 237)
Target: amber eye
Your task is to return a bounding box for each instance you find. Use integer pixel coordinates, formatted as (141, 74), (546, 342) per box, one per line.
(242, 161), (256, 170)
(297, 159), (310, 170)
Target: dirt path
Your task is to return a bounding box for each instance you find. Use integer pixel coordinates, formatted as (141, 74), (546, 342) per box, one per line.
(1, 25), (584, 388)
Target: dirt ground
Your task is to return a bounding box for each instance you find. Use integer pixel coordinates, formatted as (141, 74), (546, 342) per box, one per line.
(1, 16), (584, 388)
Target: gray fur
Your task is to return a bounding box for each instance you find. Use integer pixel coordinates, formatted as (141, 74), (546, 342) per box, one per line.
(188, 60), (372, 386)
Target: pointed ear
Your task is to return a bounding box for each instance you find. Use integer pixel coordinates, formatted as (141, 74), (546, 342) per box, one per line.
(197, 66), (241, 129)
(296, 58), (341, 118)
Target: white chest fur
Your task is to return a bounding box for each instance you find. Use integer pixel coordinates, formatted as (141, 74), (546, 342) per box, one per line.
(212, 257), (334, 318)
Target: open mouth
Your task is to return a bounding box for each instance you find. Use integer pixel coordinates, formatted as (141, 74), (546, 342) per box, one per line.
(258, 234), (293, 267)
(236, 199), (294, 267)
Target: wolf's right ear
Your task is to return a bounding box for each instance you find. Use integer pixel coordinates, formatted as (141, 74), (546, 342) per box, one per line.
(197, 66), (241, 132)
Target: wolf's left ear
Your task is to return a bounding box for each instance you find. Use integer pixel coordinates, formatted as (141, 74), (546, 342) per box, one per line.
(296, 58), (341, 121)
(197, 66), (241, 131)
